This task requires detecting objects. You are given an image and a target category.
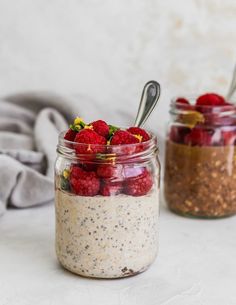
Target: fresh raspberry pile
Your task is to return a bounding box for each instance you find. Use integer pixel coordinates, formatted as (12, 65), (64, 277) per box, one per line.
(64, 118), (150, 155)
(62, 117), (154, 197)
(170, 93), (236, 146)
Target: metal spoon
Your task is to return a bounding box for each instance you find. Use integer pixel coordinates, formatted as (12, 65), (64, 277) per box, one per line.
(134, 80), (161, 127)
(226, 63), (236, 101)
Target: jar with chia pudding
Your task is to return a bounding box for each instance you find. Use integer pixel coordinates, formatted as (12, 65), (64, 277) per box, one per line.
(55, 118), (160, 278)
(164, 93), (236, 218)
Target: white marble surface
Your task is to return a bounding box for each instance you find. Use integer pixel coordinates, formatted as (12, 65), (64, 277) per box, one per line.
(1, 199), (236, 305)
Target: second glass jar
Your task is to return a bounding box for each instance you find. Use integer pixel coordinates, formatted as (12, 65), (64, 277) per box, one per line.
(164, 96), (236, 218)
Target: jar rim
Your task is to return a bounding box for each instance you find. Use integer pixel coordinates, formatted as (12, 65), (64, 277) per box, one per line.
(59, 130), (157, 148)
(171, 95), (236, 111)
(57, 129), (158, 161)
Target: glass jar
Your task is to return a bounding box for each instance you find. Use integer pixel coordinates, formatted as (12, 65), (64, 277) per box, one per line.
(55, 131), (160, 278)
(164, 96), (236, 218)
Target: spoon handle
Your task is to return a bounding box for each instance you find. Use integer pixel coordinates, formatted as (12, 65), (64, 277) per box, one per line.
(134, 81), (161, 128)
(226, 64), (236, 101)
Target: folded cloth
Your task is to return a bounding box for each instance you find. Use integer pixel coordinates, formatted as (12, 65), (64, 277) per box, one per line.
(0, 92), (81, 216)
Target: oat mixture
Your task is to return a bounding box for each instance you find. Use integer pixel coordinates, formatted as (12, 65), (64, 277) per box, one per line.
(55, 188), (159, 278)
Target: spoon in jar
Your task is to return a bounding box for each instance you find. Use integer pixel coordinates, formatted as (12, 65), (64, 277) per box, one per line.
(226, 63), (236, 101)
(134, 80), (161, 127)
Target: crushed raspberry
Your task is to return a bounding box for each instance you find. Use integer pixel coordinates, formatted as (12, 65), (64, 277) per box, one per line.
(74, 129), (106, 154)
(69, 166), (100, 196)
(126, 127), (150, 142)
(124, 168), (153, 196)
(64, 128), (77, 142)
(196, 93), (226, 107)
(184, 128), (212, 146)
(90, 120), (109, 138)
(100, 180), (123, 196)
(97, 164), (123, 178)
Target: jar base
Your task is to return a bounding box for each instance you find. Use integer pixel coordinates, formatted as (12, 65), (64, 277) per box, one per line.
(57, 259), (151, 279)
(168, 207), (236, 219)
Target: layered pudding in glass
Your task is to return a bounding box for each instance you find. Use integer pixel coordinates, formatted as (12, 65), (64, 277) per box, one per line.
(55, 118), (160, 278)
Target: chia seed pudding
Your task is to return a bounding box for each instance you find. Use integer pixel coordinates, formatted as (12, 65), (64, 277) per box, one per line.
(55, 117), (160, 278)
(55, 188), (159, 278)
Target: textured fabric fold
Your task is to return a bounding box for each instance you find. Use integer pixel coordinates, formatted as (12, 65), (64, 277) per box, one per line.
(0, 92), (82, 216)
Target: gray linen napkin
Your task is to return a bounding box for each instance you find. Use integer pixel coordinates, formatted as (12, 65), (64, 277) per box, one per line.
(0, 92), (81, 216)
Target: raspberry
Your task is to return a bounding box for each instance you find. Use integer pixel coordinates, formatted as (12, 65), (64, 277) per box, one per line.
(64, 128), (77, 142)
(203, 102), (236, 126)
(176, 97), (190, 105)
(110, 130), (139, 145)
(221, 129), (236, 145)
(196, 93), (226, 107)
(110, 130), (139, 155)
(100, 180), (123, 196)
(69, 166), (100, 196)
(175, 97), (193, 111)
(70, 165), (84, 178)
(126, 127), (150, 142)
(124, 168), (153, 196)
(184, 128), (212, 146)
(169, 126), (190, 144)
(90, 120), (109, 138)
(74, 129), (106, 154)
(97, 164), (123, 178)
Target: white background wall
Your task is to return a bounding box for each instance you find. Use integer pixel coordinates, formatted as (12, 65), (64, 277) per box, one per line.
(0, 0), (235, 147)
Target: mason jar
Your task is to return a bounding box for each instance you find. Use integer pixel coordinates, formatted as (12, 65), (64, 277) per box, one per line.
(164, 96), (236, 218)
(55, 130), (160, 278)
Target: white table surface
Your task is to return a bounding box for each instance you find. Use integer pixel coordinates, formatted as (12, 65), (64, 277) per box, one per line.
(1, 196), (236, 305)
